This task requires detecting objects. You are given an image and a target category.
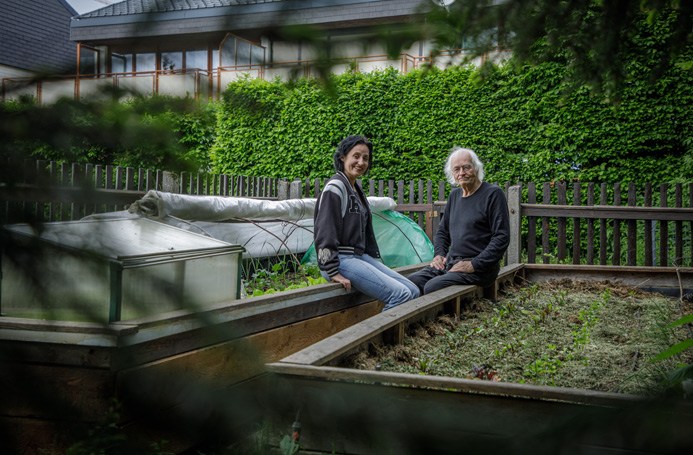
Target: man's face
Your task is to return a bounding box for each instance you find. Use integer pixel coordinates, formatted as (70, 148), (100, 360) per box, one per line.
(450, 152), (477, 187)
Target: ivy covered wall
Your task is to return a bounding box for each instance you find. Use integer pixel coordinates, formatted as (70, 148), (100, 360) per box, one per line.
(210, 53), (691, 184)
(211, 5), (692, 186)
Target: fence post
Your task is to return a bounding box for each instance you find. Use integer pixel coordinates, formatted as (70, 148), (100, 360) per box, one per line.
(162, 171), (179, 193)
(289, 179), (303, 199)
(507, 185), (521, 264)
(277, 179), (290, 200)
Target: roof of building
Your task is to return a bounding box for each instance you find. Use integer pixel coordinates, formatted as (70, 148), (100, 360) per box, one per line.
(77, 0), (282, 18)
(70, 0), (427, 43)
(1, 0), (78, 73)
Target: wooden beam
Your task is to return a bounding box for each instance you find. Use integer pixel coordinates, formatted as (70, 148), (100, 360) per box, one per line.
(522, 204), (693, 221)
(266, 363), (643, 408)
(507, 185), (521, 264)
(523, 264), (692, 292)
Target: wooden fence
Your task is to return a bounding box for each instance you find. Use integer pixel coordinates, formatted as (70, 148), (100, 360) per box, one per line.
(1, 160), (692, 267)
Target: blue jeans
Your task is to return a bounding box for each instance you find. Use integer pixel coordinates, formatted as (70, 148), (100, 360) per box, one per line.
(322, 253), (420, 311)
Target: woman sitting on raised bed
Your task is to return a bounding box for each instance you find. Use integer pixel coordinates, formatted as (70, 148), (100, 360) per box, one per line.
(313, 135), (420, 311)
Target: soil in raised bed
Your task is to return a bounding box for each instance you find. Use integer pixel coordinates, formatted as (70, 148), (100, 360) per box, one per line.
(342, 279), (693, 396)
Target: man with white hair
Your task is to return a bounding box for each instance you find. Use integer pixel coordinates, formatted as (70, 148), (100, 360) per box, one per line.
(408, 147), (510, 294)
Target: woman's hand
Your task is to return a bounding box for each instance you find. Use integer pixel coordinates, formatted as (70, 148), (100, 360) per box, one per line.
(430, 255), (447, 270)
(331, 273), (352, 292)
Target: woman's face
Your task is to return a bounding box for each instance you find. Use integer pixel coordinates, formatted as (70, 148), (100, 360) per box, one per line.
(341, 143), (370, 183)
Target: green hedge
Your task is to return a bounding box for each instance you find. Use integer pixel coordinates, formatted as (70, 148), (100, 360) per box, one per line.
(211, 13), (692, 184)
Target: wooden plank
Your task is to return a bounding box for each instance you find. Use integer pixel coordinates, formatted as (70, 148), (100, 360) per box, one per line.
(70, 163), (80, 220)
(689, 183), (693, 267)
(417, 180), (425, 229)
(60, 162), (70, 221)
(94, 164), (104, 215)
(586, 183), (595, 265)
(155, 170), (163, 191)
(266, 363), (642, 408)
(675, 184), (683, 266)
(179, 171), (188, 194)
(507, 185), (521, 264)
(83, 163), (94, 218)
(196, 172), (204, 195)
(613, 183), (622, 265)
(527, 182), (536, 263)
(424, 180), (434, 238)
(314, 177), (321, 198)
(115, 166), (124, 194)
(600, 183), (607, 265)
(206, 172), (214, 195)
(125, 167), (135, 192)
(627, 183), (637, 266)
(137, 168), (145, 192)
(0, 317), (137, 335)
(572, 182), (581, 264)
(542, 183), (551, 264)
(117, 300), (380, 394)
(660, 184), (669, 266)
(395, 203), (433, 211)
(557, 182), (566, 261)
(221, 174), (229, 196)
(146, 169), (155, 191)
(644, 183), (653, 266)
(521, 204), (693, 221)
(523, 264), (692, 293)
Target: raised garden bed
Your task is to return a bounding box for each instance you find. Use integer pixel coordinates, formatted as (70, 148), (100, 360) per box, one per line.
(266, 264), (693, 454)
(0, 279), (381, 454)
(343, 279), (692, 395)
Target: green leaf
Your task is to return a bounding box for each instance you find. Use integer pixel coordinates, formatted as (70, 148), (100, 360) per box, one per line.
(667, 313), (693, 328)
(652, 339), (693, 362)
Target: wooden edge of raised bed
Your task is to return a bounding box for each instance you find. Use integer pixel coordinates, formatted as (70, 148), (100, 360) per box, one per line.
(0, 316), (139, 335)
(264, 362), (673, 409)
(523, 264), (693, 294)
(278, 263), (526, 366)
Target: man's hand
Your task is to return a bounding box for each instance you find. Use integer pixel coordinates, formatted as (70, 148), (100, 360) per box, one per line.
(430, 255), (447, 270)
(331, 273), (352, 292)
(449, 260), (474, 273)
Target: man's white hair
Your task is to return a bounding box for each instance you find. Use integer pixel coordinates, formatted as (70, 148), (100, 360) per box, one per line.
(444, 147), (485, 186)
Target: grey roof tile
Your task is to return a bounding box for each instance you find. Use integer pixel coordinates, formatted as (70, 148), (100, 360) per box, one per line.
(0, 0), (77, 73)
(78, 0), (282, 18)
(70, 0), (426, 43)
